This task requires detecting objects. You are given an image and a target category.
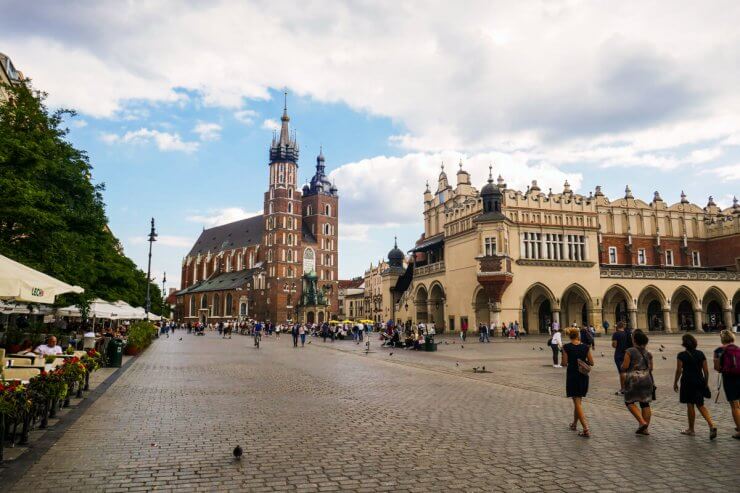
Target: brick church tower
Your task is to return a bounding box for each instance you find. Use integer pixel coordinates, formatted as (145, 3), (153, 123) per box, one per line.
(264, 96), (302, 323)
(302, 148), (340, 317)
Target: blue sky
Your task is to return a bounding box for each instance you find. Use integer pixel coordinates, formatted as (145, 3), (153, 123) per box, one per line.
(2, 1), (739, 289)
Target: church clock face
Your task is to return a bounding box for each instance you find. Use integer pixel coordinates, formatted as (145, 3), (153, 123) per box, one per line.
(303, 247), (315, 274)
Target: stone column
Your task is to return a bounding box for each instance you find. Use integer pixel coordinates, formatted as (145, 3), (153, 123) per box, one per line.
(628, 309), (638, 331)
(590, 309), (604, 334)
(662, 309), (672, 333)
(723, 309), (733, 330)
(694, 309), (704, 333)
(489, 302), (502, 336)
(552, 309), (560, 325)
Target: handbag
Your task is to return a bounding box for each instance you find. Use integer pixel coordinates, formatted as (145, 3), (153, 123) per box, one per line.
(577, 359), (591, 375)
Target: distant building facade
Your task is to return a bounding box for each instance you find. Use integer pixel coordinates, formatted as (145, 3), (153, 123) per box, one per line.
(174, 99), (339, 324)
(377, 162), (739, 333)
(0, 52), (26, 101)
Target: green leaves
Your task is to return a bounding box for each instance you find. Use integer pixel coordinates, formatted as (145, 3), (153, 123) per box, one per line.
(0, 82), (164, 314)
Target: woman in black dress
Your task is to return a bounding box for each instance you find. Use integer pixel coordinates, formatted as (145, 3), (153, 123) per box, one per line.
(562, 328), (594, 437)
(673, 333), (717, 439)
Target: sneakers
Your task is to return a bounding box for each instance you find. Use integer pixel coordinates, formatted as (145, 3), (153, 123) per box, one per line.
(553, 364), (562, 368)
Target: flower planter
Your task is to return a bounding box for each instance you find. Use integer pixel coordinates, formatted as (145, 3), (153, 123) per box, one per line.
(49, 399), (57, 418)
(124, 345), (141, 356)
(84, 372), (90, 391)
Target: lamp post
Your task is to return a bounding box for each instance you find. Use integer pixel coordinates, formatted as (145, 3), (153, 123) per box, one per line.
(162, 271), (167, 317)
(145, 218), (157, 316)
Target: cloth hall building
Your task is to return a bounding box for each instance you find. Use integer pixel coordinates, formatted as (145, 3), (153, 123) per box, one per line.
(173, 101), (339, 324)
(371, 163), (740, 334)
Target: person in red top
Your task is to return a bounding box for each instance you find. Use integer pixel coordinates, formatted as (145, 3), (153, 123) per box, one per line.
(460, 319), (468, 342)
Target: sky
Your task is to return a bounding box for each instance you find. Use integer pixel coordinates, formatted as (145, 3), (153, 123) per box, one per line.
(2, 0), (739, 290)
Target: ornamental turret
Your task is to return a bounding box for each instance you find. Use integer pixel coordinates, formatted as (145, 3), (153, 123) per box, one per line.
(269, 92), (299, 165)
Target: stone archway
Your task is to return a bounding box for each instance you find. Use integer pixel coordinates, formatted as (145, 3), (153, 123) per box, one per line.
(561, 284), (592, 328)
(318, 311), (325, 324)
(603, 284), (634, 330)
(414, 285), (428, 323)
(702, 286), (728, 331)
(306, 311), (315, 324)
(522, 283), (556, 334)
(671, 286), (699, 331)
(637, 285), (668, 332)
(473, 287), (490, 327)
(429, 283), (445, 330)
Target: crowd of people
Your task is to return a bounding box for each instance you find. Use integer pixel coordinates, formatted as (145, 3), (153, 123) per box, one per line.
(557, 322), (739, 441)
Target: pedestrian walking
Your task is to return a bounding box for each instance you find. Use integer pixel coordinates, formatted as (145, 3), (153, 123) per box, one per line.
(673, 333), (717, 439)
(622, 329), (653, 435)
(299, 324), (306, 347)
(611, 321), (632, 395)
(713, 330), (740, 439)
(550, 328), (563, 367)
(562, 328), (593, 437)
(291, 324), (299, 348)
(275, 324), (281, 340)
(461, 319), (468, 342)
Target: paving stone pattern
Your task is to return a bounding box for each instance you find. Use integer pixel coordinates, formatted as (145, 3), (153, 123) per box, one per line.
(9, 331), (739, 492)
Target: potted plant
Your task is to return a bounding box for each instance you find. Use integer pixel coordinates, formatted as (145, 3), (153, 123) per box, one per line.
(125, 322), (156, 355)
(81, 349), (103, 390)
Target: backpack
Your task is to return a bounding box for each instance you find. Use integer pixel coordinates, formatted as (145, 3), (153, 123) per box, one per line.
(719, 344), (740, 376)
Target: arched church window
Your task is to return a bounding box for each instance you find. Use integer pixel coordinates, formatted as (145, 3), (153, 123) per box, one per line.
(288, 203), (293, 214)
(325, 204), (331, 216)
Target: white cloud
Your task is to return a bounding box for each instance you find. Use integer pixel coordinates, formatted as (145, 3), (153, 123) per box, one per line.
(193, 122), (222, 141)
(186, 207), (263, 227)
(6, 1), (740, 179)
(70, 119), (88, 128)
(705, 164), (740, 181)
(330, 151), (581, 229)
(129, 235), (193, 248)
(234, 109), (258, 125)
(101, 128), (199, 153)
(261, 119), (280, 131)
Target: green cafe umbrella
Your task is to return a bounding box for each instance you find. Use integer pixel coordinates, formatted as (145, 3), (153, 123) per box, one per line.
(0, 254), (84, 304)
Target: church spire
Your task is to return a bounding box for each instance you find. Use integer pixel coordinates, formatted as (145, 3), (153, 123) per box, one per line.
(269, 90), (299, 165)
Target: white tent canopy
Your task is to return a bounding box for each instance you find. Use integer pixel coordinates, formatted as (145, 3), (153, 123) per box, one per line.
(0, 254), (83, 304)
(56, 299), (151, 321)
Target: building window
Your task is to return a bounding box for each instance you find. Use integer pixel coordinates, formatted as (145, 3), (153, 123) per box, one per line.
(303, 248), (315, 274)
(692, 251), (701, 267)
(249, 251), (254, 268)
(665, 250), (674, 266)
(288, 188), (293, 199)
(522, 232), (541, 259)
(608, 246), (618, 264)
(484, 237), (496, 256)
(269, 202), (273, 214)
(325, 204), (331, 216)
(637, 248), (646, 265)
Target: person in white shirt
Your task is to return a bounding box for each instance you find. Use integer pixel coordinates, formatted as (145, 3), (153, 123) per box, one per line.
(35, 336), (63, 356)
(550, 329), (563, 367)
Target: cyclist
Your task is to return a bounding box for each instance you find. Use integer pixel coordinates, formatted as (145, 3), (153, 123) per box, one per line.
(254, 321), (263, 348)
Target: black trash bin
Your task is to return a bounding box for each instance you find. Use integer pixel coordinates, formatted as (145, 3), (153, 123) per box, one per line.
(106, 338), (124, 368)
(424, 335), (437, 352)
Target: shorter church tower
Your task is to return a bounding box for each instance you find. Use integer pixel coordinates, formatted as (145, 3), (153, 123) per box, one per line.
(301, 147), (339, 316)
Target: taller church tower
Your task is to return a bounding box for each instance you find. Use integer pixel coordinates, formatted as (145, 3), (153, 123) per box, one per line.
(264, 94), (303, 322)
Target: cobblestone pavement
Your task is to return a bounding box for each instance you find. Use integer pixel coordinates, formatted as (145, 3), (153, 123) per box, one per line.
(10, 331), (738, 492)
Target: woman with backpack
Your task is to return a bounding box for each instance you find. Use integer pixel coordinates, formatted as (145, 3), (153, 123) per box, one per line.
(713, 330), (740, 439)
(621, 329), (654, 435)
(673, 333), (717, 439)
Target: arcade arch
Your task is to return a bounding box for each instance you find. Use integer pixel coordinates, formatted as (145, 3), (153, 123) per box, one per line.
(414, 284), (428, 323)
(702, 286), (728, 331)
(522, 283), (556, 334)
(671, 285), (699, 331)
(637, 285), (667, 332)
(428, 282), (446, 329)
(561, 284), (592, 328)
(603, 284), (634, 330)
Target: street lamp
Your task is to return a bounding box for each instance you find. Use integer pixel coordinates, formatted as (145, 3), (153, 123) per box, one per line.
(145, 218), (157, 316)
(161, 271), (167, 317)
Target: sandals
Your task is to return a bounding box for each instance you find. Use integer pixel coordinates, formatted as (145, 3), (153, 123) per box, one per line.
(680, 429), (695, 436)
(710, 427), (717, 441)
(578, 429), (590, 438)
(569, 423), (577, 431)
(636, 424), (650, 435)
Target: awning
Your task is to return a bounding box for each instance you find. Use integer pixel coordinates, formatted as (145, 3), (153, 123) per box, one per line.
(409, 235), (444, 253)
(0, 254), (84, 304)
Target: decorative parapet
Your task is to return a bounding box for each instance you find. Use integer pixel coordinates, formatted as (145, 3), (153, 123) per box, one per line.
(478, 255), (512, 274)
(600, 267), (740, 282)
(516, 259), (596, 268)
(414, 261), (445, 277)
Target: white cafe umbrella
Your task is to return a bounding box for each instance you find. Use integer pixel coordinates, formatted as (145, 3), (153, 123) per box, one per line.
(0, 254), (84, 304)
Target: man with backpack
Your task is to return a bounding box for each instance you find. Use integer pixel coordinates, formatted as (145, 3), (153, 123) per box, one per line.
(713, 329), (740, 439)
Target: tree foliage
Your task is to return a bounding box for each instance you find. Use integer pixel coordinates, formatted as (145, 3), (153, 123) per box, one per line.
(0, 82), (164, 314)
